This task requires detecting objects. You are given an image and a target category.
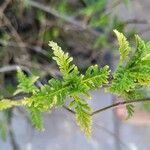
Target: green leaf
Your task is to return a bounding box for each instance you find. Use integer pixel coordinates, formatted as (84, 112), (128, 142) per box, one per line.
(73, 96), (92, 138)
(114, 29), (131, 64)
(14, 67), (39, 95)
(129, 65), (150, 86)
(109, 31), (150, 118)
(48, 41), (77, 77)
(30, 79), (69, 111)
(124, 90), (143, 118)
(1, 32), (149, 138)
(83, 65), (110, 90)
(0, 99), (27, 110)
(127, 35), (146, 68)
(29, 107), (43, 131)
(106, 66), (135, 96)
(126, 104), (134, 119)
(142, 53), (150, 63)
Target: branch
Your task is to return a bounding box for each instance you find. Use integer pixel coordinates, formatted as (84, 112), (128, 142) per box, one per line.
(0, 39), (49, 57)
(124, 18), (150, 25)
(0, 0), (11, 13)
(63, 105), (75, 114)
(0, 12), (24, 46)
(91, 97), (150, 116)
(28, 0), (98, 36)
(63, 97), (150, 116)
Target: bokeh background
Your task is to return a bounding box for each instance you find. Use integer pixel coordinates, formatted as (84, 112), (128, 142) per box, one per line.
(0, 0), (150, 150)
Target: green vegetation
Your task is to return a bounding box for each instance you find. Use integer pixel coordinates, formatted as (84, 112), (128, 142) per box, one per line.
(0, 30), (150, 137)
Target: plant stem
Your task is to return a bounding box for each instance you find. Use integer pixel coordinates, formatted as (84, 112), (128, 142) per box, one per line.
(64, 97), (150, 116)
(91, 97), (150, 116)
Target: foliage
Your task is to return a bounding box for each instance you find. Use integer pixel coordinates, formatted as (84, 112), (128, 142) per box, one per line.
(113, 30), (131, 64)
(0, 30), (150, 137)
(14, 68), (39, 95)
(74, 97), (92, 138)
(106, 30), (150, 118)
(0, 41), (109, 137)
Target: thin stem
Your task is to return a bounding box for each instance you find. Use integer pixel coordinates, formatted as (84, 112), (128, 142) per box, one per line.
(63, 105), (75, 114)
(64, 97), (150, 116)
(91, 97), (150, 116)
(0, 39), (49, 57)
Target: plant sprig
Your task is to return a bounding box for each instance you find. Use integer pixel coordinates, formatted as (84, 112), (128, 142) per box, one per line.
(0, 30), (150, 137)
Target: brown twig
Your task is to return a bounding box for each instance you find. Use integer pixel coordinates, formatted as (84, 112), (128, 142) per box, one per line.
(63, 97), (150, 116)
(28, 0), (99, 36)
(124, 18), (150, 25)
(0, 10), (28, 55)
(91, 97), (150, 116)
(0, 0), (11, 13)
(0, 39), (49, 57)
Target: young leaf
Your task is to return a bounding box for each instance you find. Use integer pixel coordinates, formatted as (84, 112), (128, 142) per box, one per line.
(48, 41), (77, 77)
(106, 66), (135, 96)
(109, 31), (150, 118)
(29, 107), (43, 131)
(83, 65), (109, 90)
(114, 30), (131, 64)
(126, 104), (134, 119)
(127, 35), (146, 68)
(14, 67), (39, 95)
(29, 79), (69, 112)
(73, 96), (92, 137)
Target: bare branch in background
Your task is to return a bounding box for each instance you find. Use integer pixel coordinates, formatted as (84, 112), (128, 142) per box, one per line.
(124, 18), (150, 25)
(0, 39), (49, 57)
(28, 0), (99, 36)
(0, 12), (26, 51)
(0, 0), (11, 13)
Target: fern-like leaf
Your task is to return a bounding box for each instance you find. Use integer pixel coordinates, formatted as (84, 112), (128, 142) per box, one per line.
(108, 30), (150, 118)
(106, 66), (135, 95)
(29, 107), (43, 131)
(114, 30), (131, 64)
(126, 104), (134, 119)
(127, 35), (146, 68)
(73, 96), (92, 137)
(30, 79), (69, 112)
(48, 41), (77, 77)
(83, 65), (110, 90)
(14, 67), (39, 95)
(0, 99), (27, 110)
